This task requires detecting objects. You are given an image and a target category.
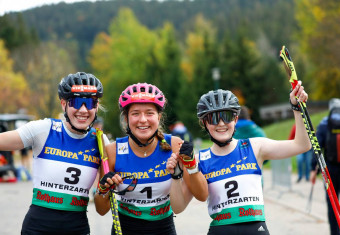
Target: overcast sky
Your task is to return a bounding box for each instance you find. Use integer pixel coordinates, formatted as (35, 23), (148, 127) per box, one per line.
(0, 0), (98, 16)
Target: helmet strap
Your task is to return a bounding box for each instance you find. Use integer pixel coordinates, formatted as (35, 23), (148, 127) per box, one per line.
(204, 124), (234, 147)
(126, 126), (158, 147)
(63, 104), (97, 134)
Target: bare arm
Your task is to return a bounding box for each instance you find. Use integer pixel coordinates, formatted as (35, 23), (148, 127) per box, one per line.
(252, 81), (311, 166)
(167, 137), (193, 213)
(183, 155), (209, 202)
(0, 130), (24, 151)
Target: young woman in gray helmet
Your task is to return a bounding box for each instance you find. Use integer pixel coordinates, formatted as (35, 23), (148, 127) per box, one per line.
(177, 81), (311, 234)
(0, 72), (107, 234)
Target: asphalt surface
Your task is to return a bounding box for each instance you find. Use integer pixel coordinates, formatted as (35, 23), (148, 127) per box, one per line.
(0, 169), (330, 235)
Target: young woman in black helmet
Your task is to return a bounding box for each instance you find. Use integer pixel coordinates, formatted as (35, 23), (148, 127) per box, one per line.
(94, 83), (196, 235)
(0, 72), (107, 234)
(178, 82), (311, 234)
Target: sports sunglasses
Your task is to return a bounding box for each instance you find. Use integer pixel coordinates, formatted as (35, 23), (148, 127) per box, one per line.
(68, 97), (98, 110)
(203, 110), (237, 125)
(111, 175), (138, 195)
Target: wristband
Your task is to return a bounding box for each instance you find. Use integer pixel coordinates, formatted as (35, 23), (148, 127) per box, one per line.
(96, 181), (110, 196)
(289, 98), (301, 111)
(187, 163), (199, 175)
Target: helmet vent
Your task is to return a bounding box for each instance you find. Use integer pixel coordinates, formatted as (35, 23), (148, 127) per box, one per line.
(141, 87), (145, 92)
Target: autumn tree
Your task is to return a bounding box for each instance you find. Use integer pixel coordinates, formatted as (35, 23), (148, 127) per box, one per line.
(0, 40), (29, 113)
(295, 0), (340, 99)
(12, 42), (75, 118)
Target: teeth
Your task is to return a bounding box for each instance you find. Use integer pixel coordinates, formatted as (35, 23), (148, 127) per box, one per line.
(138, 127), (148, 129)
(77, 116), (87, 120)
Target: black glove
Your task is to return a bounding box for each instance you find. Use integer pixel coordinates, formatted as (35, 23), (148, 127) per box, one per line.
(99, 171), (116, 186)
(179, 141), (194, 160)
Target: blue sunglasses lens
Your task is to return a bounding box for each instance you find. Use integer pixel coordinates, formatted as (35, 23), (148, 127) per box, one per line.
(204, 111), (236, 125)
(68, 98), (98, 110)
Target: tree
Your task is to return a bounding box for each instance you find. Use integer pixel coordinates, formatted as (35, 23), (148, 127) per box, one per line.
(144, 22), (183, 127)
(11, 42), (75, 118)
(177, 14), (219, 138)
(0, 40), (29, 113)
(295, 0), (340, 99)
(89, 8), (157, 137)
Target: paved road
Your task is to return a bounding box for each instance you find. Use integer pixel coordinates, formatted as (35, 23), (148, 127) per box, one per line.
(0, 169), (330, 235)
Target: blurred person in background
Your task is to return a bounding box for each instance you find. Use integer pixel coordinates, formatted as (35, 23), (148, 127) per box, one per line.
(169, 121), (193, 143)
(234, 106), (266, 139)
(311, 98), (340, 235)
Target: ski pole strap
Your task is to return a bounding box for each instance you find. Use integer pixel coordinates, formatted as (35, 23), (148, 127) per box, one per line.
(171, 163), (183, 180)
(179, 141), (196, 169)
(289, 98), (301, 111)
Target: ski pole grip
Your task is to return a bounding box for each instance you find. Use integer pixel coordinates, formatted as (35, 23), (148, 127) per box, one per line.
(279, 45), (298, 89)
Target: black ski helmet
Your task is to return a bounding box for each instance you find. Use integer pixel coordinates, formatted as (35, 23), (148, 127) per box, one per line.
(58, 72), (103, 100)
(197, 89), (241, 119)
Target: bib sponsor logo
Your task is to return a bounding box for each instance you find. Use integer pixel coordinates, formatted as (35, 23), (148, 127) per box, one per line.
(52, 121), (62, 132)
(70, 197), (88, 207)
(200, 150), (211, 161)
(150, 204), (170, 216)
(119, 204), (142, 216)
(213, 213), (231, 222)
(36, 190), (63, 204)
(117, 142), (129, 155)
(239, 208), (263, 217)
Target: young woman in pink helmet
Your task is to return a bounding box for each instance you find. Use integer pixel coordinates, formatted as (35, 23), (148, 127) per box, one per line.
(94, 83), (203, 234)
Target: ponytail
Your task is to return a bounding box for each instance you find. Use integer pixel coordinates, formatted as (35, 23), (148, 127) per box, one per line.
(157, 130), (171, 151)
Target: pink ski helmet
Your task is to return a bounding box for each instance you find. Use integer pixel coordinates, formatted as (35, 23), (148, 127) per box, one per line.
(119, 83), (166, 111)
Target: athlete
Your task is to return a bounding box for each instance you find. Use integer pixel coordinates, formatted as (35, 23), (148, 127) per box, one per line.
(94, 83), (196, 235)
(185, 81), (311, 234)
(0, 72), (106, 234)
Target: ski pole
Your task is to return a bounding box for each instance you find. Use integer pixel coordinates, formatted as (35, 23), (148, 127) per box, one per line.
(280, 46), (340, 227)
(96, 128), (123, 235)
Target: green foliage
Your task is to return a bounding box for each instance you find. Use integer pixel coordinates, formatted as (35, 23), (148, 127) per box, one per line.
(89, 8), (158, 137)
(295, 0), (340, 100)
(0, 14), (39, 50)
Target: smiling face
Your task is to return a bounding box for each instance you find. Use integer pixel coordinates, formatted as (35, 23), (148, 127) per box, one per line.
(61, 99), (98, 134)
(127, 103), (161, 143)
(204, 116), (238, 142)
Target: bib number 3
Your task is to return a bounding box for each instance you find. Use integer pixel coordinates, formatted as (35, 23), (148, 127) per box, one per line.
(65, 167), (81, 184)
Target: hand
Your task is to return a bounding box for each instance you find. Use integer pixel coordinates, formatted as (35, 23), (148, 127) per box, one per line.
(290, 80), (308, 104)
(99, 171), (123, 190)
(167, 153), (180, 174)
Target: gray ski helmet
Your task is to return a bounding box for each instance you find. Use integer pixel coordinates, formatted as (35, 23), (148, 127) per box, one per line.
(197, 89), (241, 118)
(58, 72), (103, 100)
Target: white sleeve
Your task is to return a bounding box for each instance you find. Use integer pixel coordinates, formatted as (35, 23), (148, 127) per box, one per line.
(17, 119), (52, 157)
